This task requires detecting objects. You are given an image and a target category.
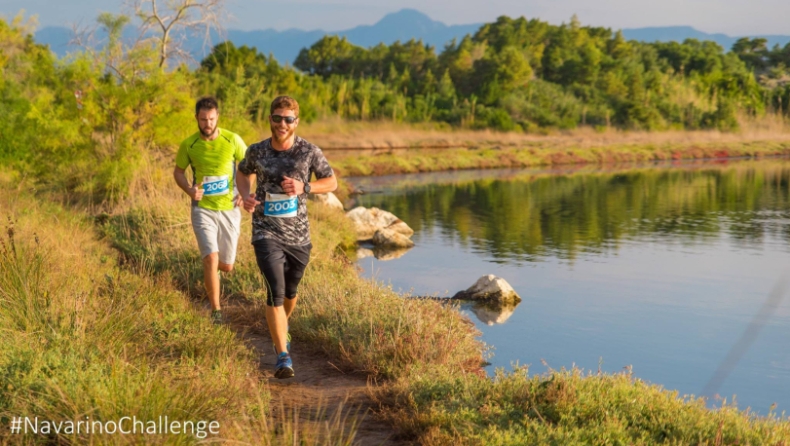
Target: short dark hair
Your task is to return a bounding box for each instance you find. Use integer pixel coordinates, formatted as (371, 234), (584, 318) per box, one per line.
(195, 96), (219, 115)
(270, 96), (299, 116)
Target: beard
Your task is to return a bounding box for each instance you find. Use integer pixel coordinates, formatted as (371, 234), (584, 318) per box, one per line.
(270, 123), (295, 144)
(200, 124), (217, 138)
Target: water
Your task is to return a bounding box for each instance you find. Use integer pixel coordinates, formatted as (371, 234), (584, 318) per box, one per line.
(348, 159), (790, 414)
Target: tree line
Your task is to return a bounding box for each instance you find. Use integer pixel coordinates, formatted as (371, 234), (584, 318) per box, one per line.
(2, 11), (790, 203)
(203, 15), (790, 131)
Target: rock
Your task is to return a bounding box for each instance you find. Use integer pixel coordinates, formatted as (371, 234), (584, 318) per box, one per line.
(470, 302), (517, 325)
(309, 192), (344, 210)
(346, 206), (413, 241)
(372, 228), (415, 249)
(452, 275), (521, 305)
(386, 220), (415, 237)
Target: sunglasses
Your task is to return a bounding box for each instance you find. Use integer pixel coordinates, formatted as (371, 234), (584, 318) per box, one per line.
(270, 114), (298, 124)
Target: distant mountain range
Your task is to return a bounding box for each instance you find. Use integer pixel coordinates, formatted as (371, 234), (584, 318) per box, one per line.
(34, 9), (790, 65)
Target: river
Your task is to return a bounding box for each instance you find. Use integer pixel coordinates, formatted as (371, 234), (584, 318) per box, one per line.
(348, 158), (790, 414)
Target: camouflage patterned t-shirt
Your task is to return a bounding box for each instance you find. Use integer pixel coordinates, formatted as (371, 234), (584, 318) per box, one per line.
(238, 136), (334, 246)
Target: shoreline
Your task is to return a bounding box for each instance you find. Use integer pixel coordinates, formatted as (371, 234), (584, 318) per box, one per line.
(325, 139), (790, 181)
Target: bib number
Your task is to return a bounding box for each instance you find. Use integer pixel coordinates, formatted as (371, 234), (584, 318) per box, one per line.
(264, 193), (298, 218)
(202, 175), (229, 196)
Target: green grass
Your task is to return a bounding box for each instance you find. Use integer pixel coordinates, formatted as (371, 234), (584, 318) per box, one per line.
(379, 367), (790, 445)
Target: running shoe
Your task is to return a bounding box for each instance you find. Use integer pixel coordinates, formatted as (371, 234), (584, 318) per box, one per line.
(211, 310), (223, 325)
(274, 352), (294, 379)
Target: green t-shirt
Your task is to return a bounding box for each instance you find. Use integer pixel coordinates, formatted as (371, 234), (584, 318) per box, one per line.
(176, 128), (247, 211)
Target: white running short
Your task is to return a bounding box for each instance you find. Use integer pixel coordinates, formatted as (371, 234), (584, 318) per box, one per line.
(190, 205), (242, 265)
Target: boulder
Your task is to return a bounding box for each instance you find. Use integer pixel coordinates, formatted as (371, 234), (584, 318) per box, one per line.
(346, 206), (414, 241)
(372, 228), (415, 249)
(309, 192), (344, 210)
(452, 275), (521, 305)
(387, 220), (415, 237)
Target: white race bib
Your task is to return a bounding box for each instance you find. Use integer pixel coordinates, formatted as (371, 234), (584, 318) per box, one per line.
(264, 193), (298, 218)
(202, 175), (229, 196)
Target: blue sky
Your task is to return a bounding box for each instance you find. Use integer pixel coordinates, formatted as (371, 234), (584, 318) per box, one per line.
(1, 0), (788, 35)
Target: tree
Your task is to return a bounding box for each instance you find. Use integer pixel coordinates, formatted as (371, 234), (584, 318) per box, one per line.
(129, 0), (227, 68)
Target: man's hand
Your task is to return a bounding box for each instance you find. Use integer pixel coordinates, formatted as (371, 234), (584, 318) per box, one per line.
(243, 193), (261, 213)
(190, 181), (204, 201)
(281, 176), (304, 196)
(233, 194), (243, 208)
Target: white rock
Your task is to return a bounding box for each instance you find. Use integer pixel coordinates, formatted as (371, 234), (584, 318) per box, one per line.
(372, 228), (415, 249)
(387, 220), (415, 237)
(309, 192), (344, 210)
(452, 275), (521, 305)
(345, 206), (413, 241)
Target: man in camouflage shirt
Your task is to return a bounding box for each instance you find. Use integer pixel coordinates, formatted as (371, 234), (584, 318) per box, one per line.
(237, 96), (337, 379)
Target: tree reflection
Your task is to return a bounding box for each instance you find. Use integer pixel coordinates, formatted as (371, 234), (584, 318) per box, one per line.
(355, 160), (790, 262)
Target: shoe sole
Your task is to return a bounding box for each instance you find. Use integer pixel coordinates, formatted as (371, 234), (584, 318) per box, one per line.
(274, 366), (295, 379)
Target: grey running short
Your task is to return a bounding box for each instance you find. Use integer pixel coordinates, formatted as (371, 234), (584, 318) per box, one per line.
(190, 205), (242, 265)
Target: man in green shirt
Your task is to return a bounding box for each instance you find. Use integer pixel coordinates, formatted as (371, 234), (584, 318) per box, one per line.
(174, 97), (247, 323)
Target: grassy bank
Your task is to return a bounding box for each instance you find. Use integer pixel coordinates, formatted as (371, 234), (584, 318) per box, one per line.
(329, 139), (790, 178)
(0, 180), (357, 444)
(5, 158), (790, 444)
(99, 166), (485, 381)
(97, 163), (790, 444)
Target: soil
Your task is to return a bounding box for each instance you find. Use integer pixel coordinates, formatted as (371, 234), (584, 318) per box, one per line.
(224, 301), (413, 446)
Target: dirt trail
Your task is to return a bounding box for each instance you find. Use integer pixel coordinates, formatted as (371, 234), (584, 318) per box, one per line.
(226, 302), (411, 446)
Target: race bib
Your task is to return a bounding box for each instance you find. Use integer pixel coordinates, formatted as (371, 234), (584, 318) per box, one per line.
(264, 193), (298, 218)
(202, 175), (229, 196)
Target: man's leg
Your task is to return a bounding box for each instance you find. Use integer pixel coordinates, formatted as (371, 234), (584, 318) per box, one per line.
(203, 253), (221, 311)
(282, 242), (311, 323)
(284, 295), (298, 320)
(266, 304), (289, 354)
(254, 239), (289, 353)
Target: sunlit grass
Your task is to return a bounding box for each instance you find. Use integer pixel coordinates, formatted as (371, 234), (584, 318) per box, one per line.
(0, 182), (358, 444)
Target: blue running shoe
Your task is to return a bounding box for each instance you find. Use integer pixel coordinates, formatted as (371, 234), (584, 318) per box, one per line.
(274, 352), (294, 379)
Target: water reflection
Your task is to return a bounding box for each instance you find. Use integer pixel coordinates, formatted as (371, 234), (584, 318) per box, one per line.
(465, 301), (519, 325)
(356, 244), (414, 261)
(349, 158), (790, 413)
(351, 160), (790, 263)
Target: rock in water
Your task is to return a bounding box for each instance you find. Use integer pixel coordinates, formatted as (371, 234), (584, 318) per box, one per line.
(309, 192), (344, 210)
(372, 228), (415, 248)
(346, 206), (414, 241)
(452, 275), (521, 305)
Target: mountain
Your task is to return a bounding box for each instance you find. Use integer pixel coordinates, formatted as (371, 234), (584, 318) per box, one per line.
(621, 26), (790, 51)
(32, 9), (790, 64)
(34, 9), (482, 65)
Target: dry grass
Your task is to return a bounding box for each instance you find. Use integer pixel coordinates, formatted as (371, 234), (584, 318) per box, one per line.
(299, 115), (790, 151)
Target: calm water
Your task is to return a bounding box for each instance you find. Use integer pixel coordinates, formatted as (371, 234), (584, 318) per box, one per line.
(348, 159), (790, 414)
